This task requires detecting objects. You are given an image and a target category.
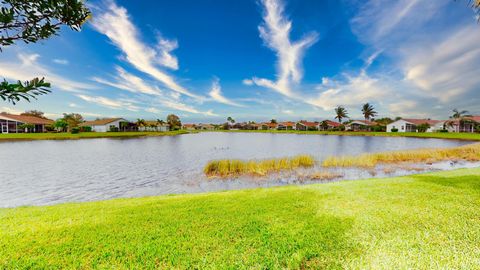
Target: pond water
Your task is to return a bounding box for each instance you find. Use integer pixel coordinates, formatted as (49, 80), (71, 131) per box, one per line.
(0, 132), (473, 207)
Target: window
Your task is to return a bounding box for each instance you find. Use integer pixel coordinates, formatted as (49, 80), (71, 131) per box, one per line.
(401, 126), (404, 130)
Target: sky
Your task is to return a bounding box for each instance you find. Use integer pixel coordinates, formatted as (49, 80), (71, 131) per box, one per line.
(1, 0), (479, 122)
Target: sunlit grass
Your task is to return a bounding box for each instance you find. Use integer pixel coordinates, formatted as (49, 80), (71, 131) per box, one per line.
(323, 143), (480, 168)
(2, 169), (480, 268)
(0, 130), (190, 141)
(204, 155), (315, 177)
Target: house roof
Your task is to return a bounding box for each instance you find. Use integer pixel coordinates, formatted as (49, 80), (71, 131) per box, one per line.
(401, 119), (443, 125)
(278, 121), (295, 127)
(0, 113), (54, 125)
(80, 118), (125, 126)
(262, 122), (278, 128)
(297, 121), (318, 127)
(182, 124), (196, 128)
(348, 120), (376, 126)
(144, 121), (169, 126)
(321, 120), (341, 127)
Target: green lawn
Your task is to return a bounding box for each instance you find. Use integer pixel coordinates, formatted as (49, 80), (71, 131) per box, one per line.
(210, 129), (480, 141)
(1, 169), (480, 269)
(0, 130), (190, 141)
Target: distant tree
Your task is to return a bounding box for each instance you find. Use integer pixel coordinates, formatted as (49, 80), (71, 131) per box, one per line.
(157, 119), (166, 126)
(0, 0), (90, 104)
(375, 117), (394, 126)
(136, 119), (146, 129)
(334, 106), (349, 124)
(450, 109), (472, 119)
(18, 123), (34, 132)
(62, 113), (84, 130)
(167, 114), (181, 130)
(227, 116), (235, 124)
(270, 119), (277, 124)
(21, 110), (47, 119)
(361, 103), (377, 122)
(320, 120), (329, 131)
(53, 119), (68, 132)
(222, 122), (230, 130)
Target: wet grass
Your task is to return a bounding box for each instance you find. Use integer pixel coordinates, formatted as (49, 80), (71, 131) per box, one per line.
(204, 155), (315, 177)
(323, 143), (480, 168)
(0, 130), (190, 141)
(1, 168), (480, 268)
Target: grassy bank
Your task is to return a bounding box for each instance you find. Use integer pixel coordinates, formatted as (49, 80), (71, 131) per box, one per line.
(323, 142), (480, 168)
(204, 155), (314, 177)
(0, 130), (190, 141)
(209, 129), (480, 141)
(2, 169), (480, 268)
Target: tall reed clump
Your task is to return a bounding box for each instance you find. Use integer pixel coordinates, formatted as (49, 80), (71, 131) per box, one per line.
(204, 155), (315, 177)
(322, 143), (480, 168)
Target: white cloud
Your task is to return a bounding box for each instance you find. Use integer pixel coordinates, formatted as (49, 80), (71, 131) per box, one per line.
(92, 66), (162, 96)
(145, 107), (161, 114)
(208, 79), (244, 107)
(0, 107), (23, 114)
(69, 103), (80, 108)
(76, 94), (139, 111)
(91, 1), (200, 99)
(242, 79), (254, 86)
(156, 37), (179, 70)
(246, 0), (318, 97)
(0, 53), (95, 93)
(53, 59), (69, 65)
(282, 109), (293, 115)
(159, 100), (218, 116)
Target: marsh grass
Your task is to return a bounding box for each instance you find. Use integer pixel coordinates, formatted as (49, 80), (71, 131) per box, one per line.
(323, 143), (480, 168)
(307, 171), (343, 181)
(204, 155), (315, 177)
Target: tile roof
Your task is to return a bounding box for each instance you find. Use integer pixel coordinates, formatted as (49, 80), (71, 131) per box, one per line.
(297, 121), (318, 127)
(401, 119), (443, 125)
(321, 120), (341, 127)
(0, 113), (54, 125)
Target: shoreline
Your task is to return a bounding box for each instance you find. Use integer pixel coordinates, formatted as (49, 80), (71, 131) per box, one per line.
(0, 130), (193, 142)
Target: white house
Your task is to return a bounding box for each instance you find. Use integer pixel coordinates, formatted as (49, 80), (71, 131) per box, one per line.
(386, 119), (445, 133)
(138, 121), (170, 132)
(80, 118), (128, 132)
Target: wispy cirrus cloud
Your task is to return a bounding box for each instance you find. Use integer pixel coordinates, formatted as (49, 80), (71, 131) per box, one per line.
(76, 94), (139, 111)
(92, 66), (162, 96)
(90, 0), (200, 99)
(159, 100), (218, 116)
(208, 79), (245, 107)
(246, 0), (318, 97)
(0, 53), (95, 93)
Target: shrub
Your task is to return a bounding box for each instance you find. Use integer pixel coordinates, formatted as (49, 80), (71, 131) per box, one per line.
(438, 129), (448, 133)
(71, 127), (80, 134)
(372, 125), (385, 132)
(109, 126), (119, 132)
(80, 126), (92, 132)
(391, 128), (398, 132)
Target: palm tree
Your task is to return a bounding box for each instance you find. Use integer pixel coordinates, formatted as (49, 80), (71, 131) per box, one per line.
(270, 119), (277, 124)
(448, 109), (474, 132)
(227, 116), (235, 124)
(136, 118), (146, 131)
(334, 106), (348, 124)
(361, 103), (377, 122)
(450, 109), (472, 119)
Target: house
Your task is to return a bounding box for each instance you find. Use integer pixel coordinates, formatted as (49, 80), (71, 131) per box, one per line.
(182, 124), (197, 130)
(196, 123), (215, 130)
(296, 121), (319, 131)
(318, 120), (341, 131)
(0, 113), (54, 133)
(445, 116), (480, 133)
(345, 120), (376, 131)
(260, 122), (278, 130)
(138, 121), (170, 132)
(386, 119), (444, 133)
(277, 121), (296, 130)
(79, 118), (128, 132)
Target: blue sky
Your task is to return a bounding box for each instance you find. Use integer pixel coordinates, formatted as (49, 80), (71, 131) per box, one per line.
(1, 0), (479, 122)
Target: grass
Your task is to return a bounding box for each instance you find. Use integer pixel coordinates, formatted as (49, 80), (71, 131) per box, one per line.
(209, 129), (480, 141)
(1, 168), (480, 268)
(204, 155), (315, 177)
(322, 142), (480, 168)
(0, 130), (191, 141)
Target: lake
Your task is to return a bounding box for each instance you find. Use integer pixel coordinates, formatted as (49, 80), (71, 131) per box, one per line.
(0, 132), (473, 207)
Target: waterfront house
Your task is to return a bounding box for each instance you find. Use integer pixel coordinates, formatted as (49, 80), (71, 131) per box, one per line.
(138, 121), (170, 132)
(386, 119), (445, 133)
(277, 121), (296, 130)
(318, 120), (341, 131)
(260, 122), (278, 130)
(182, 124), (197, 130)
(445, 116), (480, 133)
(296, 121), (319, 131)
(345, 120), (376, 131)
(196, 123), (215, 130)
(80, 118), (128, 132)
(0, 113), (54, 133)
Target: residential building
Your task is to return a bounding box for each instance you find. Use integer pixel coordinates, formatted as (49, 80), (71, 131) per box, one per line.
(386, 119), (445, 133)
(445, 116), (480, 133)
(138, 121), (170, 132)
(318, 120), (341, 131)
(296, 121), (318, 131)
(0, 113), (54, 133)
(277, 121), (296, 130)
(346, 120), (376, 131)
(79, 118), (128, 132)
(182, 124), (197, 130)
